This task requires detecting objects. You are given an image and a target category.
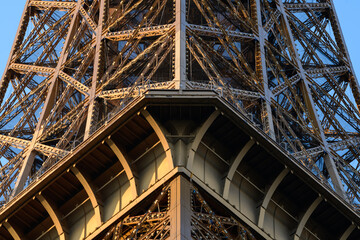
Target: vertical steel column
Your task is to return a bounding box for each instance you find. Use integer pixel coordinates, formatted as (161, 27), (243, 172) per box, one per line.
(85, 0), (105, 139)
(169, 176), (192, 239)
(174, 0), (187, 89)
(277, 1), (346, 199)
(12, 2), (82, 197)
(254, 0), (275, 140)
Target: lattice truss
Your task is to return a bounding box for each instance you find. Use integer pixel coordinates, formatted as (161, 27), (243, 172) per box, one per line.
(191, 187), (256, 239)
(0, 0), (360, 208)
(99, 183), (256, 239)
(101, 186), (171, 240)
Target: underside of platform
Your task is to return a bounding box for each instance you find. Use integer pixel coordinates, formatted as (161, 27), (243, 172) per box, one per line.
(0, 90), (359, 240)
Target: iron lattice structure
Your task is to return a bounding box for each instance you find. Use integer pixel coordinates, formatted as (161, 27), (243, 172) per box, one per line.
(100, 180), (256, 240)
(1, 0), (360, 210)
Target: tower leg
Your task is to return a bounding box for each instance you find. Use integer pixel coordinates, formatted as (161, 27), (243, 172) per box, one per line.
(169, 176), (192, 240)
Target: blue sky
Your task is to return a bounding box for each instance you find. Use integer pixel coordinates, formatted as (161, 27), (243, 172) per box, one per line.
(0, 0), (359, 79)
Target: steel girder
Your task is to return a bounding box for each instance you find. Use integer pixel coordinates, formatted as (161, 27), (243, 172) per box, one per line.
(99, 176), (256, 240)
(0, 94), (359, 239)
(0, 0), (360, 214)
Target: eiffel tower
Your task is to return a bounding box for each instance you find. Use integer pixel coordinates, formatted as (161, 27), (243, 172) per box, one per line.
(0, 0), (360, 239)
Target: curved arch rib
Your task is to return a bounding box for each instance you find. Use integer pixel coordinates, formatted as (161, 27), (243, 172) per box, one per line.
(258, 168), (289, 228)
(186, 110), (220, 171)
(142, 110), (174, 169)
(106, 138), (138, 198)
(37, 194), (68, 240)
(3, 221), (26, 240)
(71, 166), (103, 227)
(294, 196), (322, 240)
(340, 224), (356, 240)
(223, 139), (255, 199)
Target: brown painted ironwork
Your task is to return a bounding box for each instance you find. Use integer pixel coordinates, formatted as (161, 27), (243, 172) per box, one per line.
(0, 0), (360, 213)
(99, 178), (257, 240)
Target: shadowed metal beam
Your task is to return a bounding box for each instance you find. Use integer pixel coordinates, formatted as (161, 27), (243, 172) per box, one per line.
(169, 176), (191, 239)
(71, 166), (103, 227)
(294, 196), (322, 240)
(3, 221), (26, 240)
(142, 110), (174, 169)
(258, 168), (289, 229)
(37, 193), (68, 240)
(340, 224), (356, 240)
(223, 139), (255, 199)
(187, 110), (220, 171)
(106, 138), (138, 198)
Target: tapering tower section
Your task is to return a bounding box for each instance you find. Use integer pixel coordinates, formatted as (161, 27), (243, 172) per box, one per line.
(1, 0), (360, 239)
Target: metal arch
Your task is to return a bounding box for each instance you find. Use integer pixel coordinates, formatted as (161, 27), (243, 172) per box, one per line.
(294, 196), (322, 240)
(340, 224), (356, 240)
(223, 139), (255, 199)
(71, 166), (103, 227)
(258, 168), (289, 229)
(186, 110), (220, 171)
(37, 193), (68, 240)
(3, 221), (26, 240)
(106, 138), (138, 198)
(141, 110), (174, 169)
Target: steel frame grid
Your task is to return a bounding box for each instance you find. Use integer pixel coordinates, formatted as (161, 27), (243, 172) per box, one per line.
(0, 0), (359, 214)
